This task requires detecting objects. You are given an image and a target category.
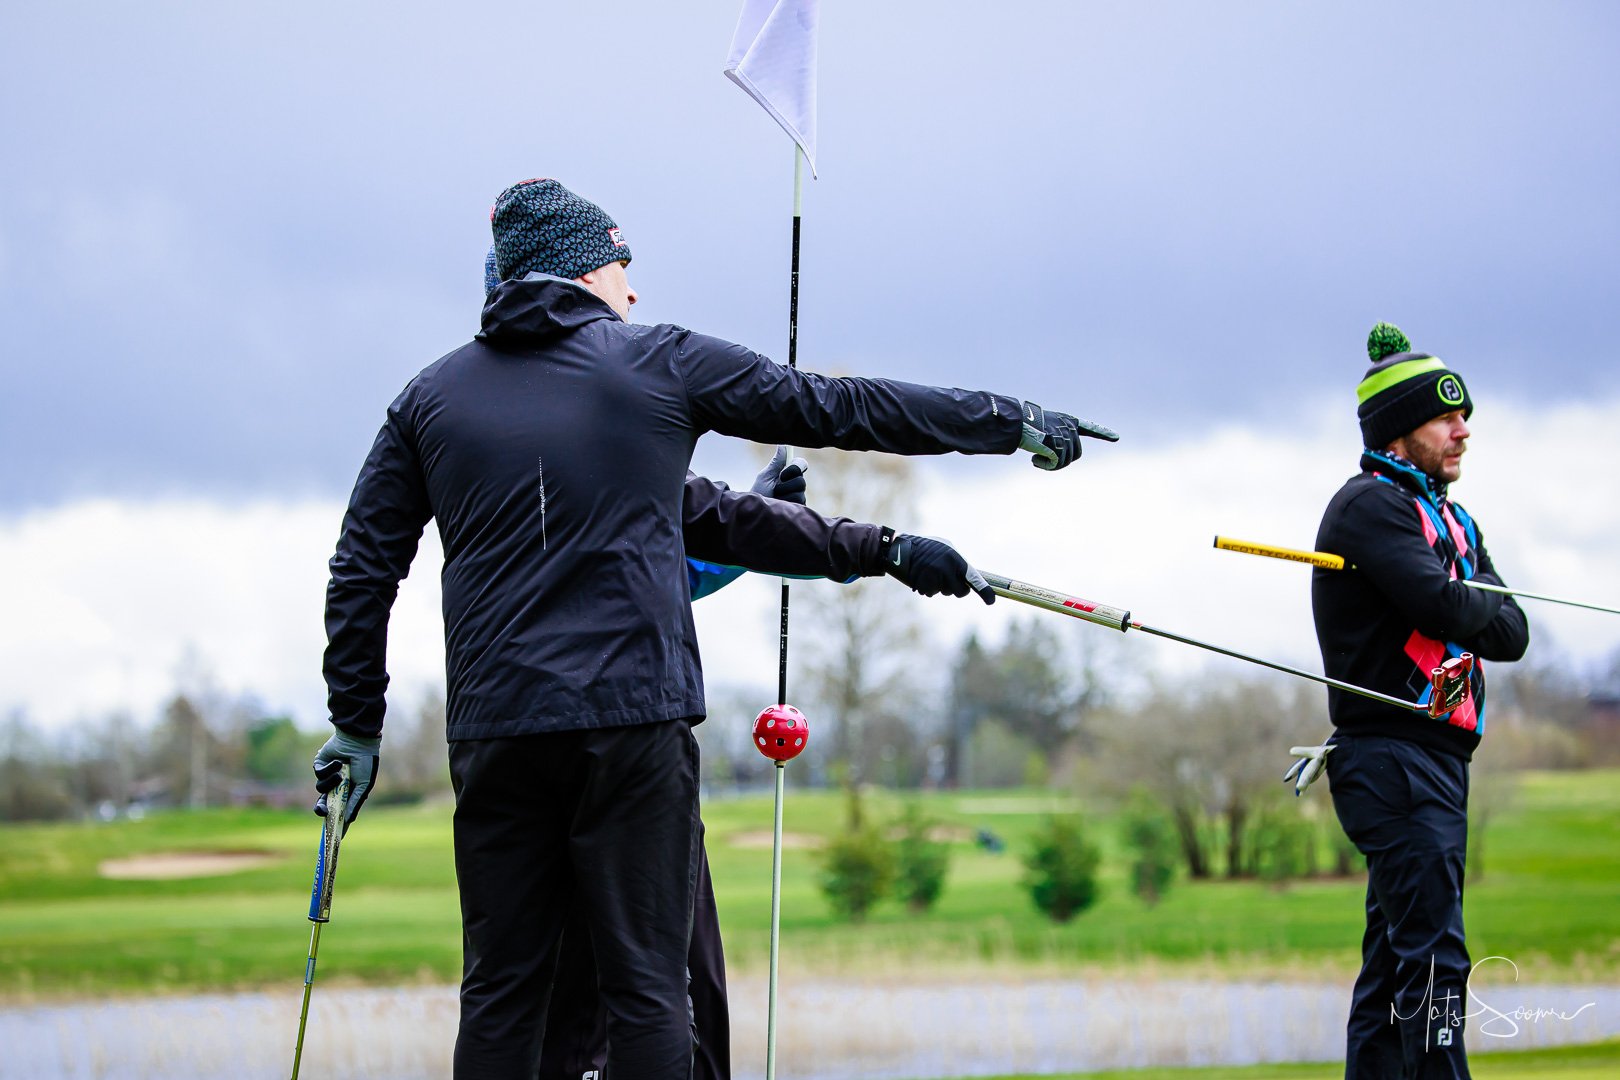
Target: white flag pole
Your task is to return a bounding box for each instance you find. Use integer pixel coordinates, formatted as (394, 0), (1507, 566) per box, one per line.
(763, 149), (806, 1080)
(724, 7), (818, 1077)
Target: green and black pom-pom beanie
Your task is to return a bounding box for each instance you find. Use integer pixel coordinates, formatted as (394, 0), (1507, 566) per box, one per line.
(491, 178), (632, 284)
(1356, 322), (1472, 449)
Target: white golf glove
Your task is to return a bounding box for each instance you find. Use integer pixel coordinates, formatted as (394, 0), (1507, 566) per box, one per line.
(1283, 743), (1335, 797)
(750, 445), (808, 504)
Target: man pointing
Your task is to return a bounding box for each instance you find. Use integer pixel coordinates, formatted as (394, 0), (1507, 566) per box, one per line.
(317, 177), (1116, 1079)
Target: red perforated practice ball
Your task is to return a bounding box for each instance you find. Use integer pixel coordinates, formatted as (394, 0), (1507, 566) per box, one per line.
(752, 704), (809, 762)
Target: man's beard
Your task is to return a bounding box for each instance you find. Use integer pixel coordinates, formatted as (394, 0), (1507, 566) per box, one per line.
(1407, 438), (1461, 481)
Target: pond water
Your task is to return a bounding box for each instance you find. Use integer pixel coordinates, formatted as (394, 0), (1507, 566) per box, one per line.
(1, 975), (1614, 1079)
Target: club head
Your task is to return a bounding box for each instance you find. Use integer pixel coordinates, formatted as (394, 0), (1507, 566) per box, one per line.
(1427, 653), (1475, 718)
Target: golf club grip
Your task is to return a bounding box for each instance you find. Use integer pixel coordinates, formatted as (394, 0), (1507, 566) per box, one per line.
(980, 572), (1130, 632)
(307, 767), (352, 924)
(1213, 535), (1348, 571)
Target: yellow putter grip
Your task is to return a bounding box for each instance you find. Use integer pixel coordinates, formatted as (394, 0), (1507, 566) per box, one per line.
(1213, 535), (1348, 571)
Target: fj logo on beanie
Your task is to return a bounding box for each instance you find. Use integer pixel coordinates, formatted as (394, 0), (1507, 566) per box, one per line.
(491, 178), (633, 283)
(1355, 322), (1473, 449)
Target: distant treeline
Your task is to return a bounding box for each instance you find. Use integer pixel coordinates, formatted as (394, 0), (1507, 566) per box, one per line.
(2, 622), (1613, 835)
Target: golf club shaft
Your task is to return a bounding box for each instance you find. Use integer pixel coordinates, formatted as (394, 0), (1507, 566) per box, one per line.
(765, 759), (786, 1080)
(983, 570), (1428, 713)
(1459, 579), (1620, 616)
(1214, 535), (1619, 615)
(291, 766), (351, 1080)
(1130, 621), (1425, 712)
(290, 922), (323, 1080)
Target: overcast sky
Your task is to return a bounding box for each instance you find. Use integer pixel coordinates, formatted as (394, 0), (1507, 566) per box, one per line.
(2, 1), (1617, 729)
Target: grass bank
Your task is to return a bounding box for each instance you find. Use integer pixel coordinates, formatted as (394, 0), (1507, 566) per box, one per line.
(968, 1036), (1620, 1079)
(1, 770), (1616, 999)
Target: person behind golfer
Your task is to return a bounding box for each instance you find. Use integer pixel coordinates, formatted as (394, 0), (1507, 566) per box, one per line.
(482, 237), (790, 1080)
(1313, 322), (1529, 1079)
(315, 177), (1117, 1080)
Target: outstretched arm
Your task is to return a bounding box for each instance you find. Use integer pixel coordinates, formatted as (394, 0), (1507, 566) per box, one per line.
(674, 329), (1115, 468)
(683, 473), (992, 603)
(686, 447), (811, 600)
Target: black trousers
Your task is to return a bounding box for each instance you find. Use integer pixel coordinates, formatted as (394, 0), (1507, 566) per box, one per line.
(538, 833), (731, 1080)
(449, 719), (701, 1080)
(1327, 735), (1471, 1080)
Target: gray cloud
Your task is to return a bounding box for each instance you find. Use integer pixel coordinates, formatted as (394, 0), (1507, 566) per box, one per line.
(2, 1), (1617, 511)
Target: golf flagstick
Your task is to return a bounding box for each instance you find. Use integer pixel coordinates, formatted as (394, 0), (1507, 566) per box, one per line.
(725, 8), (819, 1080)
(751, 705), (810, 1080)
(1213, 535), (1620, 616)
(291, 762), (352, 1080)
(980, 571), (1474, 718)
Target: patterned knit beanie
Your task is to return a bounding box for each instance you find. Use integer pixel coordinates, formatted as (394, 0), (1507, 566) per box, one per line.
(491, 178), (631, 283)
(1356, 322), (1472, 449)
(483, 245), (500, 297)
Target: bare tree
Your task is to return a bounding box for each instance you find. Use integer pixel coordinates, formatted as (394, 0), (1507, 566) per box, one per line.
(385, 688), (452, 798)
(944, 616), (1129, 787)
(1090, 675), (1326, 879)
(0, 710), (75, 821)
(150, 693), (226, 808)
(791, 448), (928, 787)
(59, 711), (142, 811)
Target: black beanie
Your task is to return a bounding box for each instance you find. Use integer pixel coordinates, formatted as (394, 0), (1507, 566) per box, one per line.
(1356, 322), (1472, 450)
(491, 178), (632, 283)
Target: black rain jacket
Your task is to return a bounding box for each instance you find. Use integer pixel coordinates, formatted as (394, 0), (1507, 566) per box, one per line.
(324, 275), (1022, 740)
(1312, 450), (1529, 759)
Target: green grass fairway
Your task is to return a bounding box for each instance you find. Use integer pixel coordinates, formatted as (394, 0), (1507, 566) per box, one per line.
(2, 770), (1617, 999)
(961, 1037), (1620, 1079)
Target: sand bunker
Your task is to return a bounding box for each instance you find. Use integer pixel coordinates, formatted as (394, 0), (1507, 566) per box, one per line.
(98, 851), (283, 880)
(727, 830), (824, 850)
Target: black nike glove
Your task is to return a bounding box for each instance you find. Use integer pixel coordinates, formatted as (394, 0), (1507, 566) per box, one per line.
(876, 528), (995, 604)
(1018, 401), (1119, 470)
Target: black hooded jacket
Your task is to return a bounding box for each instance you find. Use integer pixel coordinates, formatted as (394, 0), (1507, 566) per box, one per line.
(1312, 450), (1529, 760)
(324, 275), (1023, 740)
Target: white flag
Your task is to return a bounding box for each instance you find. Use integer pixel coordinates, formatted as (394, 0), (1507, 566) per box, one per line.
(724, 0), (819, 176)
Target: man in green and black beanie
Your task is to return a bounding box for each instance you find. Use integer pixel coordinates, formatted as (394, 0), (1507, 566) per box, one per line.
(1313, 322), (1529, 1078)
(1356, 321), (1473, 460)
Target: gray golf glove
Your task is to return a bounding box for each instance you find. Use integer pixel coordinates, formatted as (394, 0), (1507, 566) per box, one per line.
(751, 444), (809, 504)
(1282, 743), (1335, 796)
(313, 729), (381, 826)
(877, 529), (995, 604)
(1019, 401), (1119, 470)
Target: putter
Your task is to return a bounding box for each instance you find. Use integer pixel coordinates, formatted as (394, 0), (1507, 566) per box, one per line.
(290, 761), (352, 1080)
(981, 571), (1473, 718)
(1213, 534), (1620, 617)
(752, 704), (809, 1080)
